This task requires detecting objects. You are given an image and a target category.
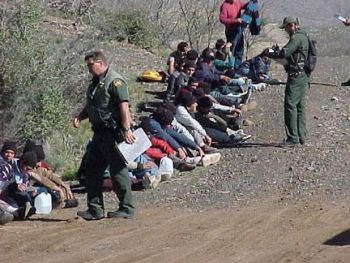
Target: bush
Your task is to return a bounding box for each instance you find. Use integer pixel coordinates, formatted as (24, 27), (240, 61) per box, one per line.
(95, 9), (160, 50)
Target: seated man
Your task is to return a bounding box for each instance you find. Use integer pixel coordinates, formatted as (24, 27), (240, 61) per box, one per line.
(213, 39), (235, 72)
(1, 151), (38, 221)
(167, 41), (190, 75)
(194, 96), (251, 144)
(174, 92), (217, 154)
(236, 49), (271, 83)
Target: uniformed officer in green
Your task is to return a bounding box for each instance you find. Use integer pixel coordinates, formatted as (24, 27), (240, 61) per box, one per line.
(269, 17), (310, 145)
(73, 50), (135, 220)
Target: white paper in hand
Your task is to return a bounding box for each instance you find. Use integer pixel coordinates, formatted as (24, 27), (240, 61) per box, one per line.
(116, 128), (152, 164)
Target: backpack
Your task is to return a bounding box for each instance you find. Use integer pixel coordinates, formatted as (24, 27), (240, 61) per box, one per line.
(300, 32), (317, 75)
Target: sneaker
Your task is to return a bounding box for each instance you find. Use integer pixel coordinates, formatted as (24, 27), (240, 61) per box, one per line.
(200, 155), (212, 167)
(0, 209), (14, 225)
(230, 133), (252, 143)
(186, 156), (202, 165)
(23, 202), (36, 220)
(240, 87), (252, 104)
(176, 161), (196, 172)
(201, 145), (219, 154)
(142, 173), (162, 189)
(172, 157), (196, 172)
(64, 199), (79, 208)
(341, 79), (350, 86)
(252, 83), (267, 92)
(208, 152), (221, 165)
(107, 210), (134, 219)
(77, 209), (104, 221)
(160, 173), (172, 182)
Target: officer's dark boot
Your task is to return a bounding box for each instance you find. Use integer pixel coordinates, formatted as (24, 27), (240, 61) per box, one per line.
(341, 78), (350, 86)
(107, 209), (134, 219)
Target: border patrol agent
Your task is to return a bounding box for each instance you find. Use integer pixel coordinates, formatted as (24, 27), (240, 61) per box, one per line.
(269, 17), (309, 145)
(74, 50), (135, 220)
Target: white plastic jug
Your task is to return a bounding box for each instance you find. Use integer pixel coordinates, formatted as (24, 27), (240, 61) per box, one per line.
(34, 193), (52, 214)
(158, 156), (174, 177)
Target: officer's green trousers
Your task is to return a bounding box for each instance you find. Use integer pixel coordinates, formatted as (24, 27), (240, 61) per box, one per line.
(85, 129), (134, 216)
(284, 73), (309, 144)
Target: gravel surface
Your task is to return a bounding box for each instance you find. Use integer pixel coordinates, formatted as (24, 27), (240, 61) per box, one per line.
(71, 26), (350, 210)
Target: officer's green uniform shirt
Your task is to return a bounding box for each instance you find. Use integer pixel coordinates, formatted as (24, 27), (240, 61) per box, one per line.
(279, 30), (309, 71)
(86, 68), (128, 129)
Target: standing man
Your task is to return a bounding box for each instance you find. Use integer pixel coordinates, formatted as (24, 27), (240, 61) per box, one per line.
(268, 17), (309, 145)
(219, 0), (248, 69)
(341, 18), (350, 86)
(73, 50), (135, 220)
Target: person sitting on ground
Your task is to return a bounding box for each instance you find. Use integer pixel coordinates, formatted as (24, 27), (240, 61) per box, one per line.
(173, 61), (197, 97)
(2, 151), (38, 220)
(213, 38), (235, 72)
(167, 41), (190, 75)
(25, 145), (77, 209)
(0, 141), (20, 176)
(127, 154), (160, 190)
(143, 106), (204, 159)
(236, 49), (271, 83)
(194, 96), (251, 144)
(174, 92), (218, 154)
(164, 60), (186, 102)
(139, 119), (196, 172)
(186, 49), (199, 65)
(23, 140), (53, 171)
(195, 47), (231, 88)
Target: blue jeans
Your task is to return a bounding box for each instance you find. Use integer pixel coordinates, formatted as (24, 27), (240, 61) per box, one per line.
(130, 154), (158, 179)
(226, 26), (244, 69)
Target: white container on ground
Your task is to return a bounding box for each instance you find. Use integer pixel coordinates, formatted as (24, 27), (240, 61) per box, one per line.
(34, 193), (52, 214)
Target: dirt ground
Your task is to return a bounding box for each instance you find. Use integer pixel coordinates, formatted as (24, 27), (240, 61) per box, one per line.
(1, 198), (350, 263)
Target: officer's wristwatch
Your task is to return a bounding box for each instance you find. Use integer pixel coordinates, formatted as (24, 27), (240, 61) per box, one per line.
(122, 127), (130, 132)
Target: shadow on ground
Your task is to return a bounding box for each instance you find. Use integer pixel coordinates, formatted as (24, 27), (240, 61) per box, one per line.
(324, 229), (350, 246)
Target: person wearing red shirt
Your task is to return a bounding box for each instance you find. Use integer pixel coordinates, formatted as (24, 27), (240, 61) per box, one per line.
(219, 0), (248, 69)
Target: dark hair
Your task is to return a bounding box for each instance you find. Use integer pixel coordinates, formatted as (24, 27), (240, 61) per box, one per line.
(162, 101), (176, 114)
(1, 141), (17, 154)
(20, 151), (38, 169)
(184, 61), (197, 70)
(23, 139), (36, 154)
(193, 88), (205, 98)
(199, 82), (211, 95)
(197, 96), (213, 109)
(215, 39), (226, 50)
(178, 92), (197, 107)
(188, 76), (199, 85)
(177, 42), (189, 52)
(153, 106), (174, 126)
(201, 47), (215, 60)
(34, 145), (45, 162)
(84, 50), (107, 64)
(186, 49), (199, 61)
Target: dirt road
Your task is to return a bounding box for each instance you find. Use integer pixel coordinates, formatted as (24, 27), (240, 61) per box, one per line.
(1, 199), (350, 263)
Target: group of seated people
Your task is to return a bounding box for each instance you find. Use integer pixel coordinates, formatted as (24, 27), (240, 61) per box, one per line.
(0, 141), (78, 225)
(117, 40), (273, 190)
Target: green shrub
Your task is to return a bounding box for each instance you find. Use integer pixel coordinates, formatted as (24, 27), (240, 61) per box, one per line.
(95, 9), (160, 50)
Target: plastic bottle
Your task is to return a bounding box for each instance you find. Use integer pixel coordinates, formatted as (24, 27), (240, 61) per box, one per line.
(34, 193), (52, 214)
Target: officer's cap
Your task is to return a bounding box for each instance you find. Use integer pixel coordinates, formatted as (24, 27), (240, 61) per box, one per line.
(279, 16), (299, 29)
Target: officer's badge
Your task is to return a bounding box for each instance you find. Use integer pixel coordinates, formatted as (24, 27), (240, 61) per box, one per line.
(113, 79), (123, 88)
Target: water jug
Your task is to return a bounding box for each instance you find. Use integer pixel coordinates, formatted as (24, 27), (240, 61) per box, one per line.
(34, 193), (52, 214)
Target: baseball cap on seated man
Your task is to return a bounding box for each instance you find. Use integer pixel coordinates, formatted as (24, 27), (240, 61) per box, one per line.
(279, 16), (299, 29)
